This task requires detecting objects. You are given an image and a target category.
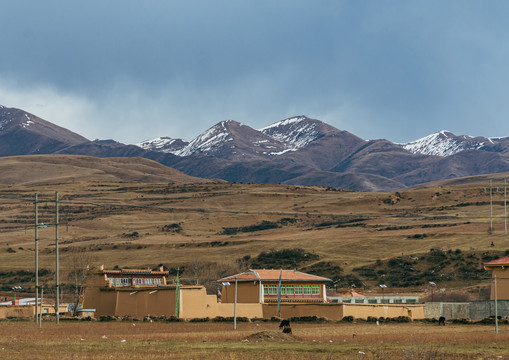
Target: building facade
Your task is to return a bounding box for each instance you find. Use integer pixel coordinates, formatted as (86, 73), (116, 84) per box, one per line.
(218, 269), (331, 304)
(483, 256), (509, 300)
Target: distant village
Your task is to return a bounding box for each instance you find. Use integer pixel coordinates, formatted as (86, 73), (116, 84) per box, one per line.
(2, 258), (509, 323)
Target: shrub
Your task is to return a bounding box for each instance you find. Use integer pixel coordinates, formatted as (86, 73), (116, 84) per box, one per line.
(249, 248), (319, 269)
(289, 316), (328, 322)
(162, 224), (182, 233)
(221, 221), (280, 235)
(189, 317), (210, 322)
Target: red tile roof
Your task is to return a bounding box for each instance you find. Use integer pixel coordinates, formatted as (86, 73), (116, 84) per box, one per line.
(484, 256), (509, 269)
(218, 269), (331, 283)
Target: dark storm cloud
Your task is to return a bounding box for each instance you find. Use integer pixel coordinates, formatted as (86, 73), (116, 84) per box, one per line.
(1, 1), (509, 143)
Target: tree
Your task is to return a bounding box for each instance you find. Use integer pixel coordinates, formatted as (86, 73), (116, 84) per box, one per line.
(67, 247), (94, 316)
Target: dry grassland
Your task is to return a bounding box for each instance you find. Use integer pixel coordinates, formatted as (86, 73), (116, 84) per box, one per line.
(0, 320), (508, 359)
(0, 177), (507, 290)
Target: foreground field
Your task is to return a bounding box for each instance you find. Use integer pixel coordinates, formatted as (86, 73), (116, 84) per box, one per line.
(0, 321), (508, 359)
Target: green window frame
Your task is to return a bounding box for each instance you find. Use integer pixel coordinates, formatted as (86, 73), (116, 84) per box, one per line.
(295, 285), (303, 295)
(286, 286), (295, 295)
(312, 285), (320, 295)
(303, 285), (312, 295)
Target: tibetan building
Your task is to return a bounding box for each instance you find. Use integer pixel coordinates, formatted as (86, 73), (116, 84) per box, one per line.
(218, 269), (331, 304)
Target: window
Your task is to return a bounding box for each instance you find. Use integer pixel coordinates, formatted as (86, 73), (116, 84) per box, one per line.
(286, 286), (294, 295)
(122, 278), (130, 285)
(303, 285), (312, 295)
(280, 285), (286, 295)
(263, 285), (269, 295)
(269, 285), (278, 295)
(312, 285), (320, 295)
(295, 285), (303, 295)
(134, 278), (143, 285)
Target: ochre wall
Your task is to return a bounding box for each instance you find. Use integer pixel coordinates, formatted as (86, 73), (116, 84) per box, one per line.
(181, 287), (263, 319)
(262, 303), (425, 320)
(221, 282), (260, 303)
(85, 288), (117, 317)
(262, 303), (344, 320)
(342, 304), (425, 319)
(84, 274), (117, 316)
(115, 290), (176, 318)
(0, 305), (34, 318)
(490, 268), (509, 300)
(84, 279), (425, 321)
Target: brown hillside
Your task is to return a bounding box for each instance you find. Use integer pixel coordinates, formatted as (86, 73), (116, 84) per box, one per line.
(0, 173), (507, 299)
(0, 155), (215, 185)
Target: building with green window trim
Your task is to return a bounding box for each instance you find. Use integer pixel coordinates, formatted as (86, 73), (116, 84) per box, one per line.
(218, 269), (331, 304)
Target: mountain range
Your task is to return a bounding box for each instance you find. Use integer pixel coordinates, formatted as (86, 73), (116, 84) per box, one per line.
(2, 104), (509, 192)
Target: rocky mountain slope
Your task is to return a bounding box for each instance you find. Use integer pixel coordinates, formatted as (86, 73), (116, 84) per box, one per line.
(0, 105), (88, 155)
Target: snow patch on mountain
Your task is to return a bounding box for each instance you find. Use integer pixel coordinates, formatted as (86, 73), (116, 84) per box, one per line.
(260, 116), (323, 150)
(401, 131), (486, 156)
(174, 120), (234, 156)
(136, 136), (188, 153)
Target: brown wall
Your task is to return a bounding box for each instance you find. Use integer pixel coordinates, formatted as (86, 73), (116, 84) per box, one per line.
(490, 269), (509, 300)
(181, 287), (263, 319)
(262, 303), (344, 320)
(85, 276), (424, 321)
(342, 304), (425, 319)
(115, 290), (176, 318)
(85, 287), (117, 317)
(221, 282), (260, 303)
(262, 303), (425, 320)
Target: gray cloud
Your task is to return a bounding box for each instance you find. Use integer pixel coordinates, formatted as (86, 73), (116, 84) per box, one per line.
(1, 1), (509, 144)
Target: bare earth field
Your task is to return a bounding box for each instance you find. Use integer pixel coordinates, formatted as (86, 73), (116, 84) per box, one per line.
(0, 320), (508, 359)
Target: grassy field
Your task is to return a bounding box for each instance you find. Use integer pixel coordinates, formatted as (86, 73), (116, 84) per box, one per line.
(0, 177), (508, 297)
(0, 320), (508, 359)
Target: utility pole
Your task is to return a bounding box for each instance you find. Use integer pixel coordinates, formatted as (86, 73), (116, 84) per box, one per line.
(55, 192), (60, 324)
(34, 193), (39, 324)
(505, 179), (507, 235)
(490, 179), (493, 233)
(39, 285), (43, 328)
(234, 276), (237, 330)
(495, 275), (499, 334)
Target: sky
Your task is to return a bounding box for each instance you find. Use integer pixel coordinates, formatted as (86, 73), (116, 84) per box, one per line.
(1, 1), (509, 144)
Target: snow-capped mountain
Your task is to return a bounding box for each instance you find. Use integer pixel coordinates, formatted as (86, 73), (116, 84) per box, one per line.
(260, 116), (339, 151)
(172, 120), (287, 160)
(401, 131), (505, 157)
(0, 105), (88, 155)
(3, 103), (509, 192)
(137, 137), (188, 154)
(138, 116), (347, 158)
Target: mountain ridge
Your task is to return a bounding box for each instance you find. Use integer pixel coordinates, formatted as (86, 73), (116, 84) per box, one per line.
(2, 105), (509, 192)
